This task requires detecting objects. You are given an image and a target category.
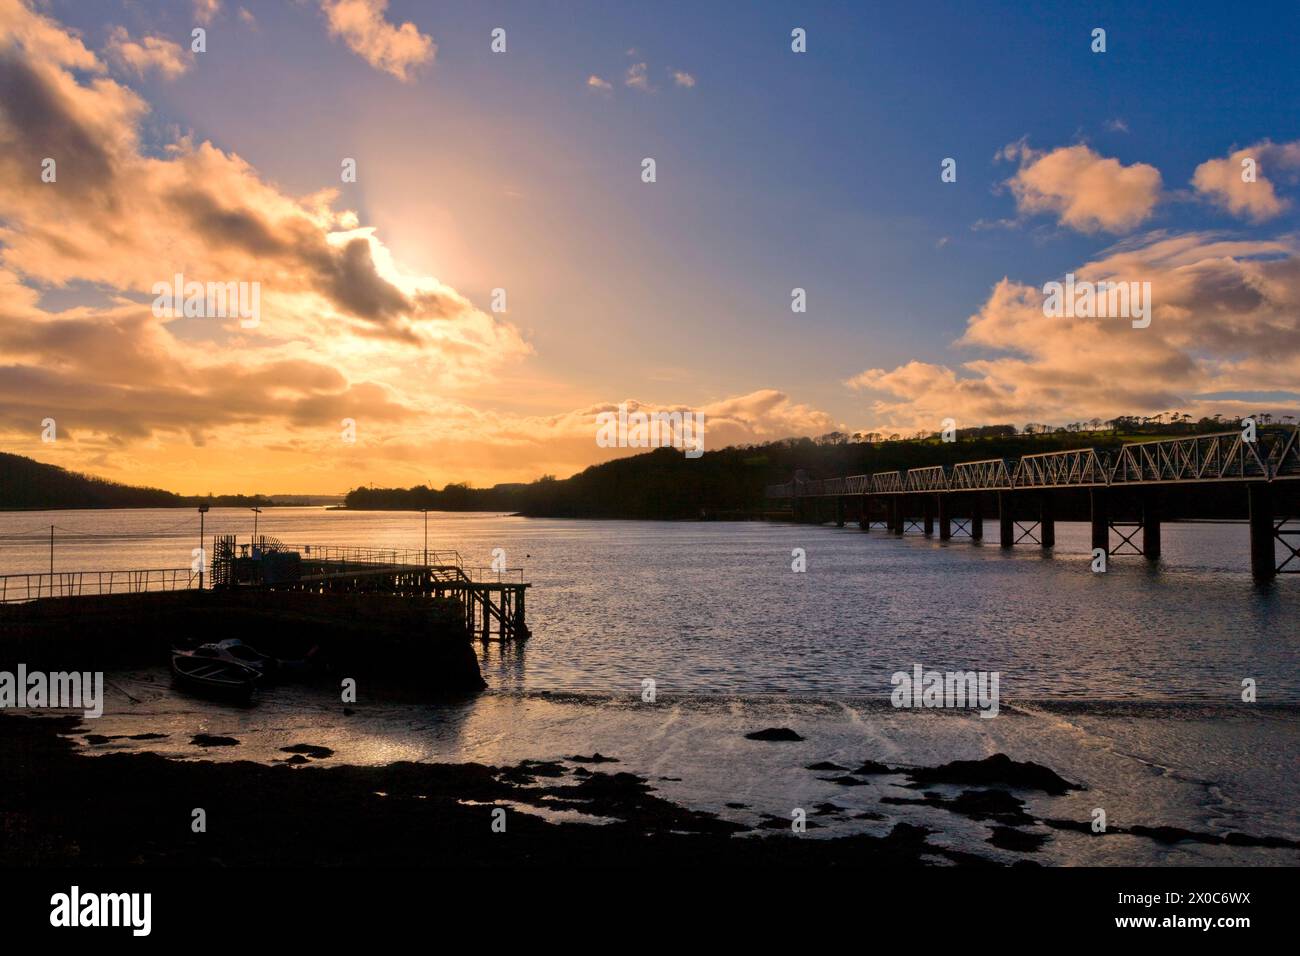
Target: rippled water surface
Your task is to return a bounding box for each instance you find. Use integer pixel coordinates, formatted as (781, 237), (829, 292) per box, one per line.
(2, 508), (1297, 699)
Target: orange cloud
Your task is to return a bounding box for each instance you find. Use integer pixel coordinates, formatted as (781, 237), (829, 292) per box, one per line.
(1001, 141), (1162, 234)
(317, 0), (434, 81)
(104, 26), (191, 79)
(847, 233), (1300, 432)
(1192, 140), (1300, 222)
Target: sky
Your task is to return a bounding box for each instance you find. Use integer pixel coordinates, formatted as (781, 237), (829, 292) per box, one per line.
(2, 0), (1299, 494)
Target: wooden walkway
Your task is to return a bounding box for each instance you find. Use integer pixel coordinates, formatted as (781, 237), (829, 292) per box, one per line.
(212, 538), (531, 641)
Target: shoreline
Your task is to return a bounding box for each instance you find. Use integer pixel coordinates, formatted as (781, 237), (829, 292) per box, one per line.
(0, 714), (984, 868)
(6, 685), (1297, 867)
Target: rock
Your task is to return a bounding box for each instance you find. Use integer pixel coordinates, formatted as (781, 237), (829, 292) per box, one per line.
(1223, 831), (1300, 849)
(905, 753), (1081, 795)
(811, 802), (845, 816)
(987, 826), (1048, 852)
(1127, 825), (1220, 846)
(568, 753), (619, 763)
(281, 754), (310, 765)
(757, 814), (822, 831)
(342, 708), (356, 716)
(1042, 818), (1096, 834)
(190, 734), (239, 747)
(516, 760), (565, 778)
(85, 732), (168, 745)
(883, 789), (1035, 826)
(725, 802), (749, 809)
(818, 775), (869, 786)
(853, 810), (886, 821)
(805, 761), (847, 771)
(744, 727), (804, 742)
(852, 760), (895, 775)
(280, 744), (334, 759)
(948, 789), (1035, 825)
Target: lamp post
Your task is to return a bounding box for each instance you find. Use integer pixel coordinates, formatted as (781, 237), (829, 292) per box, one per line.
(198, 504), (210, 589)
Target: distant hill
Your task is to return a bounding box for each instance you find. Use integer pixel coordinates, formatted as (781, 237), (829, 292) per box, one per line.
(344, 418), (1274, 520)
(0, 453), (289, 510)
(0, 452), (184, 509)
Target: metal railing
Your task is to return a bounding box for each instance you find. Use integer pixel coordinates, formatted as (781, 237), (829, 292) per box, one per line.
(0, 568), (198, 604)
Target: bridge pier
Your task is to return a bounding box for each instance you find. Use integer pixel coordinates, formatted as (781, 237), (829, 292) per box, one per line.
(938, 494), (951, 540)
(999, 493), (1014, 548)
(1090, 489), (1109, 554)
(858, 494), (869, 530)
(923, 496), (934, 536)
(971, 496), (984, 541)
(1142, 488), (1161, 560)
(891, 496), (903, 535)
(1250, 483), (1274, 582)
(1040, 494), (1055, 548)
(835, 496), (845, 528)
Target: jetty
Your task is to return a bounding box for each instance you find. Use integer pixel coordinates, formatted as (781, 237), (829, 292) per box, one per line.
(765, 427), (1300, 581)
(0, 536), (531, 642)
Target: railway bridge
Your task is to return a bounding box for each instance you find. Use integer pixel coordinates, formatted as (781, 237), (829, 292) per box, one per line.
(764, 428), (1300, 581)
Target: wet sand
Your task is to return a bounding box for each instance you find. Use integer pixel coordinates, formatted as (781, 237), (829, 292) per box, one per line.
(6, 681), (1298, 867)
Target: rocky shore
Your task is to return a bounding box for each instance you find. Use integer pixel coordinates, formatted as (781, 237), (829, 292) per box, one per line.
(2, 714), (987, 867)
(8, 713), (1294, 867)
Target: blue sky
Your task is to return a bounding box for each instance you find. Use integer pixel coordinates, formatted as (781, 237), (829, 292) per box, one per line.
(5, 0), (1300, 490)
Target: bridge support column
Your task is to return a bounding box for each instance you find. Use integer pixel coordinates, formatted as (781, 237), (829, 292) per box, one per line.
(1090, 489), (1109, 554)
(891, 496), (903, 535)
(1040, 494), (1055, 549)
(971, 496), (983, 541)
(938, 494), (951, 540)
(923, 495), (934, 536)
(1142, 488), (1161, 561)
(835, 496), (845, 528)
(999, 493), (1014, 548)
(1250, 483), (1275, 582)
(858, 494), (869, 530)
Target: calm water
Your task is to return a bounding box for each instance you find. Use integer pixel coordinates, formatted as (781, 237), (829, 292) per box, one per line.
(6, 508), (1297, 863)
(2, 508), (1297, 700)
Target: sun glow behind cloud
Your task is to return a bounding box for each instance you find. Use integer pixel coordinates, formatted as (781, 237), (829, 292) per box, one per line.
(1, 0), (1299, 495)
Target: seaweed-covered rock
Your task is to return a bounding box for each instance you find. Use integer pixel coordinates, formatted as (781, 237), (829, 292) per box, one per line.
(905, 753), (1081, 795)
(745, 727), (804, 742)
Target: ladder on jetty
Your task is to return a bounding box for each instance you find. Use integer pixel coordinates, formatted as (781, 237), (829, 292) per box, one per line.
(211, 537), (530, 641)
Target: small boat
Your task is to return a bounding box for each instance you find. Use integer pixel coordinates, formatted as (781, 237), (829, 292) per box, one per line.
(171, 648), (262, 699)
(210, 638), (279, 678)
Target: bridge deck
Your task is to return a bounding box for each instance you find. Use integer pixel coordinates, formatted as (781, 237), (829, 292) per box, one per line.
(766, 428), (1300, 499)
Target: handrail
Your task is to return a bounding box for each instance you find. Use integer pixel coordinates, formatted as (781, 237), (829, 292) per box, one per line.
(0, 568), (198, 604)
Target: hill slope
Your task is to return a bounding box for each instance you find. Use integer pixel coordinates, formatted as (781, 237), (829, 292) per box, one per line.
(0, 453), (183, 509)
